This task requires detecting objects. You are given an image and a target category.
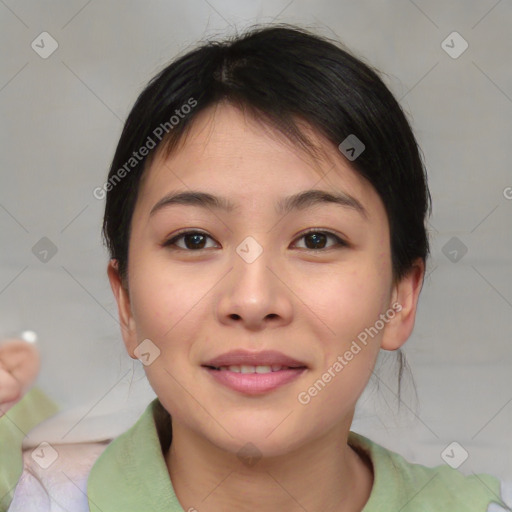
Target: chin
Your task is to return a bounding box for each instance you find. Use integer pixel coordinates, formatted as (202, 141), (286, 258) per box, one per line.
(202, 417), (307, 460)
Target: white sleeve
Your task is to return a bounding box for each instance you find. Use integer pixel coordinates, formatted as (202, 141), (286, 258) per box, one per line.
(8, 442), (108, 512)
(487, 479), (512, 512)
(8, 468), (51, 512)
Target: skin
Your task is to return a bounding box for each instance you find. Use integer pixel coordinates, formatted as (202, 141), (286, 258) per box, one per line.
(108, 101), (424, 512)
(0, 339), (41, 416)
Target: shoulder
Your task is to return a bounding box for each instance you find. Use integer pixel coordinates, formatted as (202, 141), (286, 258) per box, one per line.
(349, 431), (510, 511)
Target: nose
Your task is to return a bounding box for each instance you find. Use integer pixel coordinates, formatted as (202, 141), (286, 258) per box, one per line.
(214, 240), (293, 331)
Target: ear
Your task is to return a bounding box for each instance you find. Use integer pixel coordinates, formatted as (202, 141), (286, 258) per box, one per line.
(107, 259), (138, 359)
(380, 258), (425, 351)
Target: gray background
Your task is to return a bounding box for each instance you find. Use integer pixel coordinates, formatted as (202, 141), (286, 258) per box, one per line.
(1, 0), (511, 481)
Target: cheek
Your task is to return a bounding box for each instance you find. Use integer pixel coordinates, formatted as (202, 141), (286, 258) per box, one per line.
(128, 258), (178, 345)
(377, 232), (393, 277)
(292, 256), (390, 384)
(129, 277), (168, 339)
(127, 261), (201, 396)
(128, 255), (212, 354)
(314, 263), (389, 335)
(292, 265), (386, 416)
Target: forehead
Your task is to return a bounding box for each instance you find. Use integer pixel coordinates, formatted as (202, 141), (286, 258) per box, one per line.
(135, 102), (386, 223)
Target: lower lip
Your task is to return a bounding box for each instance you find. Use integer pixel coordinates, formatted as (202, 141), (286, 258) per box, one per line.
(203, 367), (307, 395)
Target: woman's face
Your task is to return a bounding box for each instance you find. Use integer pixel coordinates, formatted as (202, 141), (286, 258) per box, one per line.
(109, 102), (423, 457)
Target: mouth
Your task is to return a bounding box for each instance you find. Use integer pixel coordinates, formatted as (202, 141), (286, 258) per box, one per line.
(203, 364), (307, 373)
(201, 363), (307, 395)
(202, 349), (308, 369)
(201, 349), (309, 394)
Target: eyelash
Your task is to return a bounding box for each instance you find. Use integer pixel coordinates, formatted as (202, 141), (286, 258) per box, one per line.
(162, 228), (348, 252)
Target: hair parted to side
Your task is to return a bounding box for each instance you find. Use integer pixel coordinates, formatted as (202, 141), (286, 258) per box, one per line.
(101, 22), (432, 406)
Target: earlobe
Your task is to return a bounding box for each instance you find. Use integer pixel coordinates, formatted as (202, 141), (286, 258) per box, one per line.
(107, 260), (138, 359)
(380, 258), (425, 351)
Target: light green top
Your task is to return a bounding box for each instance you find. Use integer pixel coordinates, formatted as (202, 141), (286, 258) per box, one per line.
(88, 398), (508, 511)
(0, 388), (509, 511)
(0, 387), (59, 511)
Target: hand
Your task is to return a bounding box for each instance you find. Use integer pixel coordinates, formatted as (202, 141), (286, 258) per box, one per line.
(0, 339), (40, 417)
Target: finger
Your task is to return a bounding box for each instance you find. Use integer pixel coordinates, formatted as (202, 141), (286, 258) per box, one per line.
(0, 340), (40, 391)
(0, 396), (23, 418)
(0, 367), (22, 403)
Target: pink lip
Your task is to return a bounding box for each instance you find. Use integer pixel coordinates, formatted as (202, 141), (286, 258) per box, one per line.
(202, 349), (308, 368)
(204, 367), (307, 395)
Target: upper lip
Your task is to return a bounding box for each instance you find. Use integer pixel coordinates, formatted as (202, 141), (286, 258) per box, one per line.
(202, 349), (308, 368)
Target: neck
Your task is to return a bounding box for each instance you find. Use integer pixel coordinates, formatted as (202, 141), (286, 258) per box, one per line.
(165, 417), (373, 512)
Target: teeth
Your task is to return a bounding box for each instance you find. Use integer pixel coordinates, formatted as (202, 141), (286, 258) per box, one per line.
(255, 365), (272, 373)
(216, 365), (286, 373)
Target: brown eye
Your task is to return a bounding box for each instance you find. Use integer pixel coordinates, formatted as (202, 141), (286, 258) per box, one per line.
(163, 231), (217, 251)
(294, 230), (347, 250)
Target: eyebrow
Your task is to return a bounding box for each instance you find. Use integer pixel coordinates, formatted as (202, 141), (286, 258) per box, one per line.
(149, 189), (367, 219)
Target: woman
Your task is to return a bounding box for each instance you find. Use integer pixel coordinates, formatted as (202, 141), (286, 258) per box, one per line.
(1, 23), (510, 512)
